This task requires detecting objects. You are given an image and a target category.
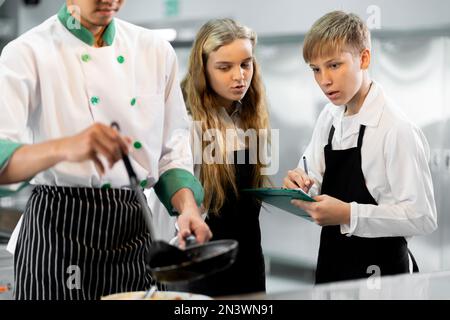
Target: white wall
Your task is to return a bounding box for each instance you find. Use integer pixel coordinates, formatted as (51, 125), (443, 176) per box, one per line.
(18, 0), (450, 36)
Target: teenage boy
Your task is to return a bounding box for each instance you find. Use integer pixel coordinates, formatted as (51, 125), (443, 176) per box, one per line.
(283, 11), (437, 284)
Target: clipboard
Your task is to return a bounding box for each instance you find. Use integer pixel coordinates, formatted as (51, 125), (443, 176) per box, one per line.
(242, 187), (315, 221)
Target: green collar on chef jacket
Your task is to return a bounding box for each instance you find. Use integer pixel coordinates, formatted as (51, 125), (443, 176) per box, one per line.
(57, 4), (116, 47)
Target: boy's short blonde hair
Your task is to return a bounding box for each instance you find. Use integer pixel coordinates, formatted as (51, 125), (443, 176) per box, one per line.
(303, 11), (371, 63)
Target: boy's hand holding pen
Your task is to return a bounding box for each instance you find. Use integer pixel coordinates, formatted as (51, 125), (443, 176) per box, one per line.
(284, 156), (351, 226)
(283, 156), (314, 193)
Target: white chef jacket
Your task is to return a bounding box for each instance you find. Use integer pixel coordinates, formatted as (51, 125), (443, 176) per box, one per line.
(0, 13), (193, 190)
(1, 9), (200, 254)
(300, 81), (437, 238)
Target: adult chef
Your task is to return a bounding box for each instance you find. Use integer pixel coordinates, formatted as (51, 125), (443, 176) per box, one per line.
(0, 0), (212, 300)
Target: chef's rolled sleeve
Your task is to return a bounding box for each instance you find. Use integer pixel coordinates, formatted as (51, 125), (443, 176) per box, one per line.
(0, 140), (29, 197)
(154, 168), (204, 216)
(0, 140), (23, 172)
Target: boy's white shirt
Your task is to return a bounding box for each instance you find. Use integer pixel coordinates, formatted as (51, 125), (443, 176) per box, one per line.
(300, 81), (437, 238)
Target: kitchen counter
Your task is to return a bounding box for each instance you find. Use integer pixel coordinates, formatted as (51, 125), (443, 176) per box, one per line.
(219, 270), (450, 300)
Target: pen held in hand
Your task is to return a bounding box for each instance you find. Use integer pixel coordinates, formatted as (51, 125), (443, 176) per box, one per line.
(302, 156), (309, 176)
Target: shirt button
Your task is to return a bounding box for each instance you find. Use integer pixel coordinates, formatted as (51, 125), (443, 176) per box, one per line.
(117, 55), (125, 64)
(130, 98), (137, 106)
(81, 54), (91, 62)
(140, 179), (148, 188)
(133, 141), (142, 150)
(91, 96), (100, 105)
(101, 183), (111, 190)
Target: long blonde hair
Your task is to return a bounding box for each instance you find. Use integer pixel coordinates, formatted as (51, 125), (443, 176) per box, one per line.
(182, 18), (270, 214)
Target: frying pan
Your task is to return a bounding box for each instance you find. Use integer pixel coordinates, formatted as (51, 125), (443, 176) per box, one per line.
(111, 122), (238, 283)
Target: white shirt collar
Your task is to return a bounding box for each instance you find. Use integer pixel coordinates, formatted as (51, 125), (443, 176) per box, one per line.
(218, 100), (243, 127)
(328, 81), (386, 138)
(217, 101), (246, 151)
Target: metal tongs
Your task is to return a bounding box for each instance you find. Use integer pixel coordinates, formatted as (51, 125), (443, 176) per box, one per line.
(111, 122), (156, 240)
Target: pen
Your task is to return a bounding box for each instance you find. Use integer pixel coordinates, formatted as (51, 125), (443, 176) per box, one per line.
(302, 156), (309, 176)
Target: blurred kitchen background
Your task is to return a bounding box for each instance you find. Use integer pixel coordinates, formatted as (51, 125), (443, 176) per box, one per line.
(1, 0), (449, 298)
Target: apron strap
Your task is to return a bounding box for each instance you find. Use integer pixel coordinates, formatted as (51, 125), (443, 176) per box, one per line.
(357, 125), (366, 148)
(408, 248), (420, 273)
(327, 125), (335, 147)
(328, 125), (366, 149)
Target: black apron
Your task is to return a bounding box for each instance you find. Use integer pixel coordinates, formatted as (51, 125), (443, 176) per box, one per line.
(14, 185), (156, 300)
(170, 149), (265, 297)
(315, 125), (418, 284)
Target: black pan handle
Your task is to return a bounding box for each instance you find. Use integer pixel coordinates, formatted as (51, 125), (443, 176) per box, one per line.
(185, 235), (197, 248)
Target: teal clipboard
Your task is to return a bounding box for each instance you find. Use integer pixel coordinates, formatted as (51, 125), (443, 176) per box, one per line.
(242, 188), (315, 220)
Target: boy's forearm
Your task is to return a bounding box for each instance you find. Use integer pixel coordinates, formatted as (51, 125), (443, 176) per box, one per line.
(0, 139), (66, 185)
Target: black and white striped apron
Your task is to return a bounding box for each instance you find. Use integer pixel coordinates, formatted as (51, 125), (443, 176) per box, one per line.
(14, 185), (156, 300)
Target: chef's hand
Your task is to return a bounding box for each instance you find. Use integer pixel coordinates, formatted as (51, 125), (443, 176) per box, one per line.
(57, 123), (132, 175)
(171, 188), (212, 248)
(283, 168), (314, 193)
(176, 208), (212, 248)
(291, 195), (350, 226)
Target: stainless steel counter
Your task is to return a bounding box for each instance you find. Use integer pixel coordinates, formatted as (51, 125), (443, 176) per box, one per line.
(220, 270), (450, 300)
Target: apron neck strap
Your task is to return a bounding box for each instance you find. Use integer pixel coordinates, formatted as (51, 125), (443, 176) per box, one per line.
(327, 124), (366, 149)
(357, 125), (366, 148)
(328, 125), (336, 146)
